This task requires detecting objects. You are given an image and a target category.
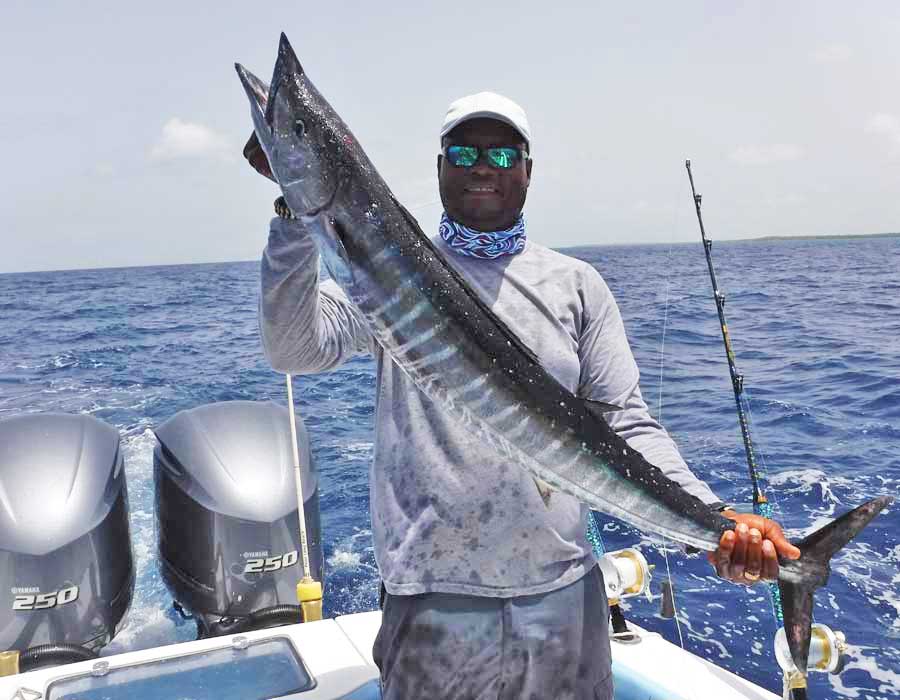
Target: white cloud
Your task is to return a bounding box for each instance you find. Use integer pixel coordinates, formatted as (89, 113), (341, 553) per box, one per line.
(729, 144), (803, 166)
(811, 43), (853, 64)
(866, 113), (900, 153)
(149, 118), (233, 162)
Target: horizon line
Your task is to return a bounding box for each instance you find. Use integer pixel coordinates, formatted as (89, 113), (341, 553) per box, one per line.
(2, 231), (897, 276)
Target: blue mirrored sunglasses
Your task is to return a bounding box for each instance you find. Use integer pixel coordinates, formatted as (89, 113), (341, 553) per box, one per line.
(444, 145), (527, 169)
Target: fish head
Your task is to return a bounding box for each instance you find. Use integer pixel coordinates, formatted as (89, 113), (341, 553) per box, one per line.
(235, 34), (348, 219)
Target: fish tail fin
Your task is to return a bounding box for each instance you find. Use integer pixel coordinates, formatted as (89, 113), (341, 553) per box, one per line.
(779, 495), (891, 672)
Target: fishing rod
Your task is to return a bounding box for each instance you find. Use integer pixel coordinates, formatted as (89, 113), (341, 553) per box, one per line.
(685, 160), (770, 514)
(683, 160), (804, 697)
(286, 373), (324, 622)
(684, 161), (853, 700)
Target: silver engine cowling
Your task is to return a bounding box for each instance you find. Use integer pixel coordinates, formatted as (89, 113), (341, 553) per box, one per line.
(154, 401), (323, 637)
(0, 413), (135, 670)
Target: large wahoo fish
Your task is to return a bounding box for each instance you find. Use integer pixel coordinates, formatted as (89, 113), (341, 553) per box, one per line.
(236, 34), (890, 674)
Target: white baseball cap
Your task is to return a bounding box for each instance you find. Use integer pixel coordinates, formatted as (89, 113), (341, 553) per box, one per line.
(440, 91), (531, 151)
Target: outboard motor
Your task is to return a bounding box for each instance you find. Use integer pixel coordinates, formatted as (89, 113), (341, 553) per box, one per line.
(154, 401), (323, 638)
(0, 413), (135, 672)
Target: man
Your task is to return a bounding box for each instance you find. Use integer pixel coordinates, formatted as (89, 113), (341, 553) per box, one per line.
(252, 91), (800, 699)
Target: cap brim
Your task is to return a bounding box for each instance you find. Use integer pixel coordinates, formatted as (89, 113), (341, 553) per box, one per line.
(440, 112), (530, 149)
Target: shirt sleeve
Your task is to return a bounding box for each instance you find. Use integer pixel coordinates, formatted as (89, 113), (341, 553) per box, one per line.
(576, 266), (721, 506)
(259, 216), (372, 374)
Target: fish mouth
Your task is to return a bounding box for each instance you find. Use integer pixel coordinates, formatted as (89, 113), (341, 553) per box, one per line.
(235, 63), (269, 113)
(235, 63), (269, 126)
(237, 35), (343, 219)
(235, 33), (306, 174)
(236, 34), (304, 127)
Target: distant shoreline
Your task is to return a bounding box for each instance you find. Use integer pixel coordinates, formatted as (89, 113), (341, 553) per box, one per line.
(558, 230), (900, 252)
(738, 231), (899, 242)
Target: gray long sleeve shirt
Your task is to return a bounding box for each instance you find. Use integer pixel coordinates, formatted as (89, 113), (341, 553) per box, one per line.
(260, 217), (721, 598)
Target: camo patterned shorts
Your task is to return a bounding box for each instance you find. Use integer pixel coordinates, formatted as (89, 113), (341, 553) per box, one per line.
(373, 565), (612, 700)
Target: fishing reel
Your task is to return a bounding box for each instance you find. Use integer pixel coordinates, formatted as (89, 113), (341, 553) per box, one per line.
(598, 548), (654, 644)
(774, 624), (847, 698)
(774, 623), (847, 675)
(598, 548), (653, 604)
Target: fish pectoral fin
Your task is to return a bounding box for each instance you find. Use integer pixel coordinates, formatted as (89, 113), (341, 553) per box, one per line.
(533, 477), (554, 507)
(314, 215), (355, 287)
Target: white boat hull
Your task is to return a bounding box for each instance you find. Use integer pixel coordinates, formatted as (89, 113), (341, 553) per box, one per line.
(0, 610), (779, 700)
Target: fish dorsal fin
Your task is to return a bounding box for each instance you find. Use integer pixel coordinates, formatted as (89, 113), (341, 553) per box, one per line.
(391, 198), (541, 367)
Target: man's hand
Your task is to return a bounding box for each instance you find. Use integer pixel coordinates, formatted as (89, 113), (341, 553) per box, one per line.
(707, 511), (801, 585)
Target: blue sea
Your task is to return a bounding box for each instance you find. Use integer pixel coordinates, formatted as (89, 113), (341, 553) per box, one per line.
(1, 236), (898, 698)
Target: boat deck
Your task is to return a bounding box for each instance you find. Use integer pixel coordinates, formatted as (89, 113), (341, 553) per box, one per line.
(0, 611), (779, 699)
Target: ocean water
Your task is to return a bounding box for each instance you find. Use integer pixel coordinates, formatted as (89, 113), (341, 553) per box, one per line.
(1, 235), (898, 698)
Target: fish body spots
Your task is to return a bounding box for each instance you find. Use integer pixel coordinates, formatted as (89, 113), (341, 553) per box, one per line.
(478, 501), (495, 524)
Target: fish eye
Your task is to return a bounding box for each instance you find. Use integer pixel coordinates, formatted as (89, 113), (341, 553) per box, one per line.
(294, 119), (306, 138)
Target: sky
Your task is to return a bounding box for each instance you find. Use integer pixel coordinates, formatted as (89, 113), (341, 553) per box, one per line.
(2, 1), (899, 273)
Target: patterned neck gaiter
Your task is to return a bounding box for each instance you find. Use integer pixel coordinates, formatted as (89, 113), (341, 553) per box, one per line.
(438, 212), (527, 259)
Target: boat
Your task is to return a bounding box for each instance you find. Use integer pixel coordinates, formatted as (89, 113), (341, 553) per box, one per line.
(0, 610), (782, 699)
(0, 402), (841, 699)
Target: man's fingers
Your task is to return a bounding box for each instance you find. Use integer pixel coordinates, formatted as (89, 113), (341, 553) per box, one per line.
(761, 539), (779, 581)
(274, 197), (294, 220)
(731, 523), (749, 579)
(715, 513), (800, 584)
(764, 525), (802, 560)
(766, 528), (800, 559)
(744, 528), (763, 582)
(724, 512), (802, 562)
(716, 529), (735, 579)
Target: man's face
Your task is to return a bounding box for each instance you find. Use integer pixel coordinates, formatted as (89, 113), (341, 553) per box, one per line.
(438, 118), (532, 232)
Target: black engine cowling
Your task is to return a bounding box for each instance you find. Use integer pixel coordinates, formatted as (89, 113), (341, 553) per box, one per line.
(154, 401), (323, 637)
(0, 413), (135, 670)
